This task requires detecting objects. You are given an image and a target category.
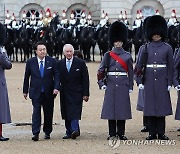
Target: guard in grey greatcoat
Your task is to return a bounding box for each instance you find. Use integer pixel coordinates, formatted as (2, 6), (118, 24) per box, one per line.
(136, 15), (173, 140)
(135, 16), (151, 133)
(173, 48), (180, 131)
(97, 21), (134, 140)
(0, 23), (12, 141)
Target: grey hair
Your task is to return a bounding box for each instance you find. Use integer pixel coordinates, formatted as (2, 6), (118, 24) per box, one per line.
(63, 44), (74, 54)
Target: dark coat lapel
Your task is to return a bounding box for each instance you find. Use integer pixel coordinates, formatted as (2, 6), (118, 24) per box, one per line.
(34, 57), (41, 78)
(44, 56), (50, 77)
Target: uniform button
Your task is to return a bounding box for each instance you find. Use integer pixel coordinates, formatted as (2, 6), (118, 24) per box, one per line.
(154, 62), (156, 64)
(154, 70), (156, 72)
(155, 79), (157, 81)
(116, 61), (118, 63)
(116, 84), (118, 87)
(116, 68), (118, 70)
(155, 53), (157, 55)
(116, 76), (118, 78)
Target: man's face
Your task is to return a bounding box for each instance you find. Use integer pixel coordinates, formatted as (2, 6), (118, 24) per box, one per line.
(114, 41), (123, 48)
(64, 46), (74, 60)
(152, 35), (162, 41)
(36, 44), (47, 60)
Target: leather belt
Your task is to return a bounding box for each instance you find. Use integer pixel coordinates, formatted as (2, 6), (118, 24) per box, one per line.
(107, 72), (127, 76)
(146, 64), (166, 68)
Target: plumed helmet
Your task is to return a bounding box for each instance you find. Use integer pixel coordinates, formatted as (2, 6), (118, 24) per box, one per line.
(145, 15), (167, 41)
(0, 23), (6, 46)
(108, 21), (128, 46)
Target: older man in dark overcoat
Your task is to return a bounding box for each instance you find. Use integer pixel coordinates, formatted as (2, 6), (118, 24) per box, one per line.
(136, 15), (173, 140)
(0, 23), (12, 141)
(57, 44), (90, 139)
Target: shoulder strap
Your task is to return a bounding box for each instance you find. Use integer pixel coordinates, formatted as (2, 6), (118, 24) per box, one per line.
(109, 51), (128, 72)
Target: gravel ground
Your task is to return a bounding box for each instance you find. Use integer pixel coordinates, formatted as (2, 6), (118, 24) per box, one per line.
(1, 56), (180, 154)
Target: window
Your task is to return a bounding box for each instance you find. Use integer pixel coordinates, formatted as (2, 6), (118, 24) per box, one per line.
(141, 6), (155, 18)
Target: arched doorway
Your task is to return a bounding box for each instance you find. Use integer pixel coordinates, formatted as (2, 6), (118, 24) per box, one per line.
(131, 0), (164, 23)
(19, 3), (44, 20)
(66, 3), (89, 20)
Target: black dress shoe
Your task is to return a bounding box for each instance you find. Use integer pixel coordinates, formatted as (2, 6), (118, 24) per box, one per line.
(146, 135), (157, 140)
(107, 135), (116, 140)
(0, 136), (9, 141)
(118, 135), (128, 140)
(32, 135), (39, 141)
(71, 131), (80, 139)
(62, 135), (71, 139)
(141, 127), (149, 132)
(158, 134), (169, 140)
(44, 134), (50, 139)
(177, 128), (180, 131)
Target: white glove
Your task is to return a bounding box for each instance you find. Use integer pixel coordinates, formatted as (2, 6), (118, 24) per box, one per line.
(138, 84), (144, 89)
(129, 89), (133, 93)
(167, 86), (171, 91)
(101, 85), (107, 90)
(175, 85), (180, 91)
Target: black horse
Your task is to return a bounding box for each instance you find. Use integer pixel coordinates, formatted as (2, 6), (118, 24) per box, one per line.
(167, 25), (180, 54)
(4, 28), (14, 61)
(79, 26), (96, 61)
(132, 26), (145, 62)
(18, 26), (31, 62)
(96, 26), (109, 61)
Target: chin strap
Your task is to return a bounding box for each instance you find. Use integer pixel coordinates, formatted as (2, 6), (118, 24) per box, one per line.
(0, 123), (2, 137)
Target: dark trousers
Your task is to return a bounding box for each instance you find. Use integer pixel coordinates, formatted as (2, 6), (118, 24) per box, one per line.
(148, 116), (165, 135)
(108, 120), (125, 137)
(143, 116), (149, 128)
(32, 93), (54, 135)
(65, 120), (80, 137)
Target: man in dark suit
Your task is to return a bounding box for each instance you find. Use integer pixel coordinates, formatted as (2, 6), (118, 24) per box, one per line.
(57, 44), (89, 139)
(23, 41), (59, 141)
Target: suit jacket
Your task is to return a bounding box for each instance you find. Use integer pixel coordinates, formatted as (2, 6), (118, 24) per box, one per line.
(23, 56), (59, 100)
(57, 57), (89, 120)
(0, 50), (12, 123)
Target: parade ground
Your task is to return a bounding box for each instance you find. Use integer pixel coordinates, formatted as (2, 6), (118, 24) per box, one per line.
(1, 55), (180, 154)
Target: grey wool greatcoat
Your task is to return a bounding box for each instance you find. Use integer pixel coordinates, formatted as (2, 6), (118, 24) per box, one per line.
(98, 47), (134, 120)
(173, 48), (180, 120)
(0, 49), (12, 124)
(136, 41), (173, 117)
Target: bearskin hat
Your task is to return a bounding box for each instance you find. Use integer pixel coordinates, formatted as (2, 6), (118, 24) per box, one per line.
(143, 16), (151, 41)
(145, 15), (167, 41)
(108, 21), (128, 46)
(0, 23), (6, 46)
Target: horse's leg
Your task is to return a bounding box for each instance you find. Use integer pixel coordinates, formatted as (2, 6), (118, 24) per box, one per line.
(15, 47), (18, 62)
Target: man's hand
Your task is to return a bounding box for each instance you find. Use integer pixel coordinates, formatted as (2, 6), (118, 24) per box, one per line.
(23, 93), (28, 100)
(83, 96), (89, 102)
(53, 89), (59, 95)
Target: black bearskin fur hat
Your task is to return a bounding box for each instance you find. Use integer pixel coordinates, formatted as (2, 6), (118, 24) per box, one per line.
(108, 21), (128, 46)
(145, 15), (167, 41)
(0, 23), (6, 46)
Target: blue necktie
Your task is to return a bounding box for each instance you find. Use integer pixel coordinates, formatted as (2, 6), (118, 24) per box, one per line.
(67, 60), (71, 72)
(40, 61), (44, 77)
(40, 61), (44, 92)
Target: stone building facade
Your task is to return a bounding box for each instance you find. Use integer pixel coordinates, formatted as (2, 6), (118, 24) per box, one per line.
(0, 0), (179, 27)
